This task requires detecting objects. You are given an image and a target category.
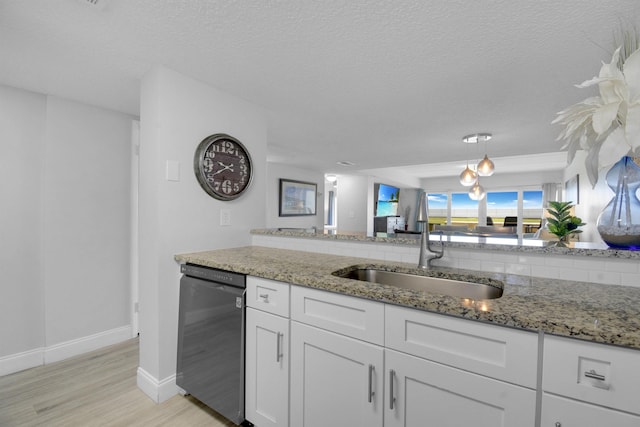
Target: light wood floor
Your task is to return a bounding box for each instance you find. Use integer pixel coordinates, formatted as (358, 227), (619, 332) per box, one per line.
(0, 338), (238, 427)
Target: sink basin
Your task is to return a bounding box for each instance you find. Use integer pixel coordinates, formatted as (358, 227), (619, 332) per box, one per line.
(333, 267), (503, 300)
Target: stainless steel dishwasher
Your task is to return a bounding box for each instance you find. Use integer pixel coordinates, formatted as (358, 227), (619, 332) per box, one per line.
(176, 263), (252, 426)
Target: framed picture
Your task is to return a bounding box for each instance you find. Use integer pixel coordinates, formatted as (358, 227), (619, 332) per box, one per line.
(565, 174), (579, 205)
(279, 179), (317, 216)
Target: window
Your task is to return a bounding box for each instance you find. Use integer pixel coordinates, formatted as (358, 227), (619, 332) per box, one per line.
(427, 193), (448, 225)
(523, 190), (543, 232)
(451, 192), (478, 228)
(486, 191), (517, 226)
(426, 189), (544, 234)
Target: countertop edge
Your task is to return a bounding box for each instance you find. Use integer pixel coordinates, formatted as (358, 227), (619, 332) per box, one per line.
(175, 246), (640, 351)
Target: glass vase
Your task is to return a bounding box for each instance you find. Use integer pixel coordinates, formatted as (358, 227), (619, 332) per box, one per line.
(596, 156), (640, 249)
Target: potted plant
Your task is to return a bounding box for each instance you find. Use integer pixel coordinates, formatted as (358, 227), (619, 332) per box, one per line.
(546, 201), (585, 243)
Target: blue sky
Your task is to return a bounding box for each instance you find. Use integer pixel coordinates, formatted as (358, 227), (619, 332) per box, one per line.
(378, 184), (399, 202)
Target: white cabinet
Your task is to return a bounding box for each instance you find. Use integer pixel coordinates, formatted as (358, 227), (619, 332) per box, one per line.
(290, 321), (384, 427)
(384, 348), (536, 427)
(542, 335), (640, 426)
(541, 393), (640, 426)
(384, 305), (538, 427)
(245, 277), (290, 427)
(290, 286), (385, 427)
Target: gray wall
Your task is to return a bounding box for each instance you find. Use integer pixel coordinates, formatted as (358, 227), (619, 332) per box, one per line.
(0, 85), (133, 373)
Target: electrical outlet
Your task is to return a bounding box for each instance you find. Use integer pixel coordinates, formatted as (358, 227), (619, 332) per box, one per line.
(220, 209), (231, 226)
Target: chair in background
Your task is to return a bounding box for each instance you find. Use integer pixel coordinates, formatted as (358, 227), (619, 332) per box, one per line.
(503, 216), (517, 227)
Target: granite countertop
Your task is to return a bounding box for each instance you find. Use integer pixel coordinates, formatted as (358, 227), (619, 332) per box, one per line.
(251, 228), (640, 259)
(175, 246), (640, 350)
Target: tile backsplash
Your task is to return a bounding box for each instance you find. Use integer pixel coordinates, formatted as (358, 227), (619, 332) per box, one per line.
(251, 235), (640, 288)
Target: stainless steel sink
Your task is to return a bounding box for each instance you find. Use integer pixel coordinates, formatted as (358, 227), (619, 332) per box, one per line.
(333, 267), (503, 300)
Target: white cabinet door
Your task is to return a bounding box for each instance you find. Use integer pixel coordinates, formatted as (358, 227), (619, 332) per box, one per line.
(384, 348), (536, 427)
(245, 308), (289, 427)
(541, 393), (640, 427)
(290, 321), (384, 427)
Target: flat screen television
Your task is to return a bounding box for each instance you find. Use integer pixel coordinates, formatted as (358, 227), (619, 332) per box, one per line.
(374, 183), (400, 216)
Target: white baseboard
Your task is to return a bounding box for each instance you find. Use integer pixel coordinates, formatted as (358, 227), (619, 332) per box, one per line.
(44, 325), (132, 364)
(0, 347), (44, 377)
(136, 366), (178, 403)
(0, 325), (132, 377)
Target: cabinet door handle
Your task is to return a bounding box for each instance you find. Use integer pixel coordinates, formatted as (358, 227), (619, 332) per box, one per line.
(555, 423), (561, 427)
(368, 364), (375, 403)
(259, 293), (269, 303)
(584, 369), (605, 381)
(276, 332), (283, 362)
(389, 369), (396, 410)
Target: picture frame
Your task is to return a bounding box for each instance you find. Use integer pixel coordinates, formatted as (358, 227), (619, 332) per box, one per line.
(565, 174), (579, 205)
(279, 178), (317, 216)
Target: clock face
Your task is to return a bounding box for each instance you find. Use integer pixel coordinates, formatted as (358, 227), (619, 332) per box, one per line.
(193, 134), (253, 201)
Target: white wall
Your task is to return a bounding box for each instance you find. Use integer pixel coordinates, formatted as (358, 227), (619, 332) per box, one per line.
(265, 163), (324, 229)
(334, 174), (370, 232)
(564, 151), (609, 243)
(137, 66), (267, 402)
(0, 85), (134, 375)
(0, 85), (46, 361)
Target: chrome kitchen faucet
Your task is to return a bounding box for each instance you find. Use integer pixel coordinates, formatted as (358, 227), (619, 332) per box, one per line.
(416, 191), (444, 269)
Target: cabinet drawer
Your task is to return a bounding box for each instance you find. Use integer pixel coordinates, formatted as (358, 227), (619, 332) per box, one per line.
(543, 335), (640, 415)
(290, 285), (384, 345)
(542, 393), (640, 426)
(385, 305), (539, 387)
(247, 276), (290, 317)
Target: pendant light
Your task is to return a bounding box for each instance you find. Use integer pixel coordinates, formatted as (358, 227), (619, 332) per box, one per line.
(469, 180), (486, 201)
(460, 133), (494, 185)
(459, 134), (478, 186)
(476, 134), (495, 176)
(459, 163), (478, 186)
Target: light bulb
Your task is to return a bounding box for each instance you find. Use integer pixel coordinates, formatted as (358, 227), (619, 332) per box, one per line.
(477, 155), (495, 176)
(469, 181), (486, 200)
(459, 165), (477, 187)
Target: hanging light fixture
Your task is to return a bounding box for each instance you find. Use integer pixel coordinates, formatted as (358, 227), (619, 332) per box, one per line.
(462, 133), (494, 176)
(475, 133), (495, 176)
(468, 180), (486, 201)
(459, 134), (479, 186)
(459, 163), (477, 186)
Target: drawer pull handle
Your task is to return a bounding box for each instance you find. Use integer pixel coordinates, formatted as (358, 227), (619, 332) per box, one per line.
(368, 364), (375, 403)
(276, 332), (283, 362)
(584, 369), (606, 381)
(259, 293), (269, 303)
(555, 423), (561, 427)
(389, 369), (396, 410)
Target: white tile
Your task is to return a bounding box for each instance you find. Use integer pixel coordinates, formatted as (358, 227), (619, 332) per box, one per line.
(480, 261), (506, 273)
(458, 259), (482, 271)
(588, 270), (621, 286)
(573, 258), (606, 271)
(544, 256), (572, 268)
(531, 265), (560, 279)
(621, 273), (640, 287)
(517, 254), (546, 266)
(559, 268), (590, 282)
(505, 263), (531, 276)
(605, 259), (639, 274)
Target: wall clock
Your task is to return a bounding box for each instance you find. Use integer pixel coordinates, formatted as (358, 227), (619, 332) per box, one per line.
(193, 133), (253, 201)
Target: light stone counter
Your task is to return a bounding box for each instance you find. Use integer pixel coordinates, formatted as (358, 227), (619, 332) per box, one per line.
(175, 246), (640, 350)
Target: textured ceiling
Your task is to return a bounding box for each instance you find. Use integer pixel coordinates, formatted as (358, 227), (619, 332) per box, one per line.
(1, 0), (639, 183)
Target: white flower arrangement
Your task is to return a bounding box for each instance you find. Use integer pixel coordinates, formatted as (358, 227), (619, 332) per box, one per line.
(553, 34), (640, 187)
